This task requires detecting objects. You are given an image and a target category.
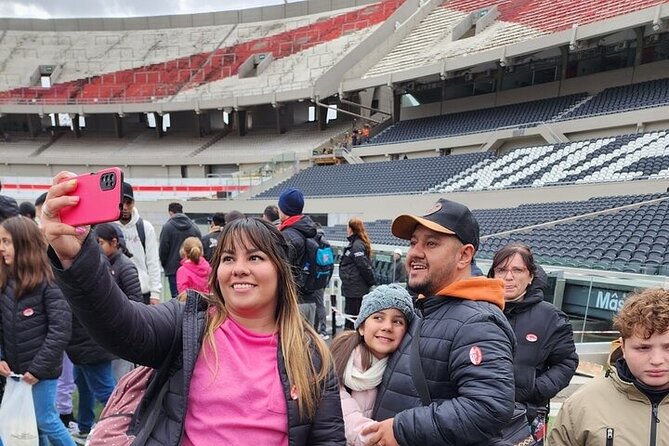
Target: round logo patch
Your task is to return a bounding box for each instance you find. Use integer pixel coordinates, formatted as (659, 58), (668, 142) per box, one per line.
(23, 308), (34, 317)
(423, 201), (442, 216)
(469, 346), (483, 365)
(526, 333), (538, 343)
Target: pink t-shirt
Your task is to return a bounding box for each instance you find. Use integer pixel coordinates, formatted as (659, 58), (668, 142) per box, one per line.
(181, 318), (288, 446)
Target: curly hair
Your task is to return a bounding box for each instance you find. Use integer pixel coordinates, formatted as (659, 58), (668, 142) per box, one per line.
(613, 288), (669, 339)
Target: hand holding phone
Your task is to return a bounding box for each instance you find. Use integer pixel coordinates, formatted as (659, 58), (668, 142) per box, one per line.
(59, 167), (124, 227)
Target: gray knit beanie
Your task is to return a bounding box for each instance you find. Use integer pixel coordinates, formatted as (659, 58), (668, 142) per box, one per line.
(354, 284), (415, 330)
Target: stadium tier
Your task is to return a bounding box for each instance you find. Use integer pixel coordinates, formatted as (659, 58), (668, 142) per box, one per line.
(323, 193), (669, 276)
(0, 0), (403, 104)
(366, 0), (663, 78)
(366, 93), (587, 144)
(254, 130), (669, 198)
(559, 77), (669, 120)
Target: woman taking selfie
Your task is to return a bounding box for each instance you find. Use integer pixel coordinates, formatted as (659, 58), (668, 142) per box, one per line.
(40, 172), (345, 446)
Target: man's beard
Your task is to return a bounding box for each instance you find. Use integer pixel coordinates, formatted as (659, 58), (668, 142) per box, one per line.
(407, 279), (433, 297)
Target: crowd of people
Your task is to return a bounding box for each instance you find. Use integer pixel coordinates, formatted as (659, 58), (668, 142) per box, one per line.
(0, 175), (668, 446)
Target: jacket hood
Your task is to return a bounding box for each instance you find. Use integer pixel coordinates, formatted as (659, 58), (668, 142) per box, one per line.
(180, 258), (211, 278)
(283, 215), (317, 238)
(434, 277), (505, 310)
(169, 213), (196, 230)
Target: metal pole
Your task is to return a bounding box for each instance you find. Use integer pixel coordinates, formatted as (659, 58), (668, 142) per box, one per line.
(580, 277), (594, 343)
(330, 294), (337, 336)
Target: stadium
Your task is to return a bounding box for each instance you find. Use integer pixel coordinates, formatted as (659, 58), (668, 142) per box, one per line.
(1, 0), (669, 342)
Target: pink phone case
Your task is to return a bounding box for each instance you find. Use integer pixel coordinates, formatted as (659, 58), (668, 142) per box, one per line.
(59, 167), (124, 227)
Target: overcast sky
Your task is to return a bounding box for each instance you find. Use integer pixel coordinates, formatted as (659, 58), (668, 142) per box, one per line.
(0, 1), (294, 19)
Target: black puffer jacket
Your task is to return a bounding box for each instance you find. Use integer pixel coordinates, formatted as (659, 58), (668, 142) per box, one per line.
(372, 278), (516, 446)
(67, 253), (144, 365)
(108, 251), (143, 304)
(159, 214), (202, 275)
(0, 280), (71, 379)
(51, 233), (345, 446)
(339, 235), (376, 299)
(503, 268), (578, 416)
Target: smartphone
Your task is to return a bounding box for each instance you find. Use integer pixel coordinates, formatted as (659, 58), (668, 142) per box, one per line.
(59, 167), (124, 227)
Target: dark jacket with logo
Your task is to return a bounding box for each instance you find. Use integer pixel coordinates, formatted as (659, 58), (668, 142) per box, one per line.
(503, 268), (578, 416)
(372, 277), (516, 446)
(51, 234), (345, 446)
(339, 235), (375, 299)
(0, 280), (71, 379)
(159, 214), (202, 275)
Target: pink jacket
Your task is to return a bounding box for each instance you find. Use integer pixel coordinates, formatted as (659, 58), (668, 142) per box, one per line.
(176, 258), (211, 294)
(340, 349), (379, 446)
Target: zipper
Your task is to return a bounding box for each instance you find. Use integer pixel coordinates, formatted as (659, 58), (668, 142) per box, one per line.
(606, 428), (614, 446)
(650, 402), (659, 446)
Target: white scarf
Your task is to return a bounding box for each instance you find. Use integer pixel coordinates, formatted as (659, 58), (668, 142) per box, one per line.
(343, 345), (388, 391)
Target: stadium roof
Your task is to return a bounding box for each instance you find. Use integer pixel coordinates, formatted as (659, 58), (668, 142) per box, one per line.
(0, 0), (299, 19)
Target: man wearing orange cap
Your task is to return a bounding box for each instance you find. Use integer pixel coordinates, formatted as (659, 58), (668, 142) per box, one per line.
(362, 198), (516, 446)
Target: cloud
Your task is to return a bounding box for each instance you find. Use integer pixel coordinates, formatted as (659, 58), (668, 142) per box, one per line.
(0, 0), (290, 18)
(0, 1), (52, 19)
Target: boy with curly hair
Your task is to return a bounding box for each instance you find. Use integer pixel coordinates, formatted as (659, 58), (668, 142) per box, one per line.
(549, 288), (669, 445)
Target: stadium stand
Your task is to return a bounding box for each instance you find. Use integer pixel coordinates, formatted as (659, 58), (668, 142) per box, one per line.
(322, 193), (669, 275)
(364, 0), (663, 78)
(366, 93), (587, 144)
(254, 152), (493, 198)
(435, 130), (669, 191)
(0, 0), (403, 104)
(252, 130), (669, 199)
(559, 77), (669, 120)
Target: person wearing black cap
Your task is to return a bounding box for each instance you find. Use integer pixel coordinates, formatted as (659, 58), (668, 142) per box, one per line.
(0, 195), (19, 223)
(277, 188), (320, 329)
(201, 212), (226, 263)
(362, 198), (516, 446)
(115, 182), (162, 304)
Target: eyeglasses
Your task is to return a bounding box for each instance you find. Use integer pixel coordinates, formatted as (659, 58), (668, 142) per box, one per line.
(493, 267), (528, 277)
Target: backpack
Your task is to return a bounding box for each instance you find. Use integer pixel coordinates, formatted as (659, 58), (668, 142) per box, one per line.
(88, 291), (201, 446)
(136, 217), (146, 252)
(88, 366), (156, 446)
(300, 233), (335, 292)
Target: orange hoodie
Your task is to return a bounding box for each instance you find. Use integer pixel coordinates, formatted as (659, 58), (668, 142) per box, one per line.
(427, 277), (506, 311)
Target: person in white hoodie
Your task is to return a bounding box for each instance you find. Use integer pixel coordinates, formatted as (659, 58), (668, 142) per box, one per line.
(115, 182), (162, 304)
(330, 284), (415, 446)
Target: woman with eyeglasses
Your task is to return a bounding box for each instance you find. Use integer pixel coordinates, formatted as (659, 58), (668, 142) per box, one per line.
(488, 242), (578, 445)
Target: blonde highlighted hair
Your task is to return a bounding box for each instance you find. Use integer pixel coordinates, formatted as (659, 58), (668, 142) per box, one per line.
(203, 218), (332, 419)
(180, 236), (204, 263)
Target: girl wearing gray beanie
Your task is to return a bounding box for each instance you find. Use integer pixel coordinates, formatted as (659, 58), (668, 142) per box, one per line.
(330, 284), (415, 446)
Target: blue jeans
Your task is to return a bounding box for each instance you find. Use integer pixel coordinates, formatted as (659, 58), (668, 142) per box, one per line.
(167, 274), (178, 299)
(73, 362), (116, 433)
(0, 379), (77, 446)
